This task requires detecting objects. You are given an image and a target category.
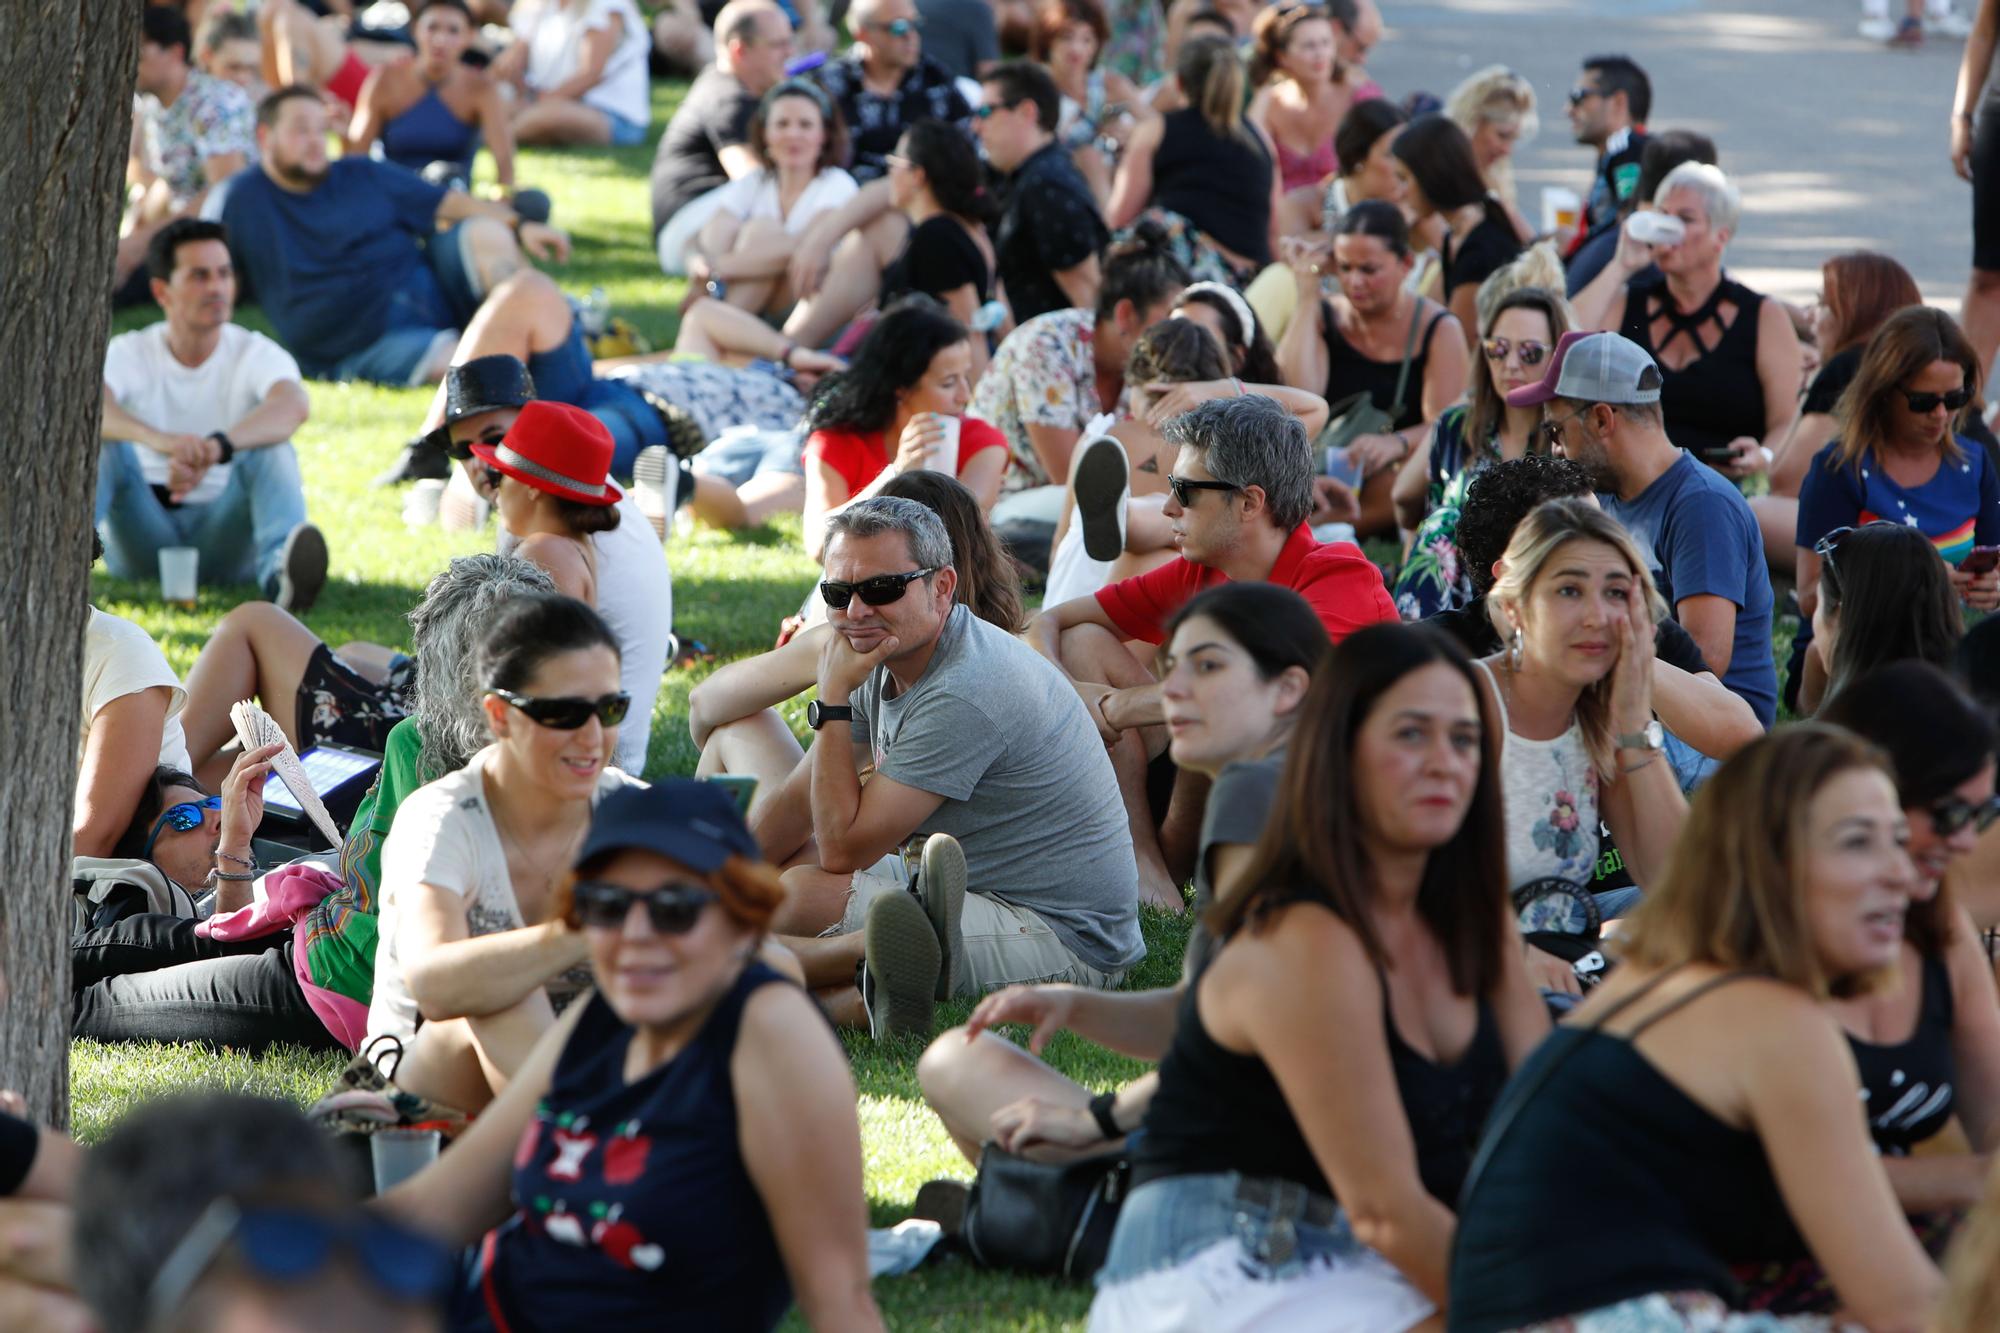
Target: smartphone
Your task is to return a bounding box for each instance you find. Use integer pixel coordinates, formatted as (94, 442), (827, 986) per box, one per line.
(1963, 545), (2000, 576)
(702, 773), (759, 819)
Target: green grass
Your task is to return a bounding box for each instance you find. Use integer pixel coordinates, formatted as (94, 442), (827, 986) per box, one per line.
(82, 78), (1176, 1330)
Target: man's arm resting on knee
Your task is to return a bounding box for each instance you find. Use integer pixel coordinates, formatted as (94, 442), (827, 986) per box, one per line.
(434, 192), (571, 262)
(1026, 595), (1159, 730)
(400, 883), (590, 1022)
(1025, 594), (1122, 673)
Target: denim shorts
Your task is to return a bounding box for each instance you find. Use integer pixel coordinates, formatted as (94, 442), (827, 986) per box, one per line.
(525, 317), (668, 477)
(328, 222), (484, 385)
(1090, 1173), (1433, 1333)
(690, 425), (809, 486)
(601, 107), (648, 146)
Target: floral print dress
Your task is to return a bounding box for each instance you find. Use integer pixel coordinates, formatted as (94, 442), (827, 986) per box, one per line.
(1395, 406), (1492, 621)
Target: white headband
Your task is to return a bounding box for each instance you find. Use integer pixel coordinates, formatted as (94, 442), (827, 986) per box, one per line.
(1179, 281), (1256, 349)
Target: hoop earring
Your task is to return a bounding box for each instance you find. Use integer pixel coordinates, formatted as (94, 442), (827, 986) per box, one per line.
(1507, 626), (1525, 673)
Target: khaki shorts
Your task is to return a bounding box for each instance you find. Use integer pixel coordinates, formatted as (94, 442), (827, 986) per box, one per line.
(836, 852), (1128, 998)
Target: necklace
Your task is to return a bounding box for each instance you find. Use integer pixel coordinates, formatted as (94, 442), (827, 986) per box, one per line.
(492, 802), (589, 905)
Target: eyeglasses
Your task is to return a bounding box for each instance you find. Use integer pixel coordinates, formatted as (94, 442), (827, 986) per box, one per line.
(143, 795), (223, 859)
(1482, 337), (1549, 367)
(1929, 793), (2000, 838)
(491, 688), (632, 729)
(819, 567), (938, 609)
(146, 1198), (453, 1328)
(869, 16), (919, 35)
(1900, 386), (1972, 415)
(1566, 84), (1601, 106)
(573, 880), (720, 933)
(1537, 404), (1592, 451)
(1166, 474), (1240, 507)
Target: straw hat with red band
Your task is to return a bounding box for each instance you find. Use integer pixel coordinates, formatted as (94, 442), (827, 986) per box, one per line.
(468, 400), (624, 507)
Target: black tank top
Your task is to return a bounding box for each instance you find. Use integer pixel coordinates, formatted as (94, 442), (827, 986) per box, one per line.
(1448, 969), (1806, 1333)
(1135, 943), (1508, 1205)
(1619, 271), (1767, 465)
(1152, 108), (1274, 268)
(1321, 303), (1446, 435)
(1850, 950), (1957, 1157)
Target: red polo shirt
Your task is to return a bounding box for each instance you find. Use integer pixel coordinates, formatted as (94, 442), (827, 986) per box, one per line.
(1093, 523), (1397, 645)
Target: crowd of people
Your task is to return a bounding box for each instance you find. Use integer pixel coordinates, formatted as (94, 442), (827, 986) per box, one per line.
(38, 0), (2000, 1326)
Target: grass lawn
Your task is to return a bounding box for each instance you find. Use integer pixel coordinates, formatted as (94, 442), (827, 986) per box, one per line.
(80, 79), (1184, 1330)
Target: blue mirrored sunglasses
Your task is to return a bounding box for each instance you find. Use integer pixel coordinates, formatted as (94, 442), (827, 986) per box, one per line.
(143, 796), (222, 858)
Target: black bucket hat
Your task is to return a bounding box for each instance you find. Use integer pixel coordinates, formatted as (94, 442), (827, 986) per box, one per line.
(423, 355), (537, 458)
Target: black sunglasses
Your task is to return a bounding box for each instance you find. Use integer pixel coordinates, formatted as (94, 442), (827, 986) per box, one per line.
(143, 795), (223, 859)
(1930, 794), (2000, 838)
(574, 880), (720, 933)
(1482, 337), (1549, 367)
(491, 687), (632, 729)
(1900, 386), (1973, 415)
(1567, 84), (1601, 106)
(1166, 474), (1240, 507)
(819, 567), (937, 609)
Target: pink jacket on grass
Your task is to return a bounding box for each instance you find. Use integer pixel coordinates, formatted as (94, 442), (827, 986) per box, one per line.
(197, 863), (370, 1050)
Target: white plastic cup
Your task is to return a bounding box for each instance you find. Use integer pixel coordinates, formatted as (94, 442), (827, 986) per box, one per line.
(1541, 186), (1582, 235)
(926, 414), (960, 476)
(158, 546), (199, 607)
(1625, 211), (1686, 247)
(370, 1126), (441, 1193)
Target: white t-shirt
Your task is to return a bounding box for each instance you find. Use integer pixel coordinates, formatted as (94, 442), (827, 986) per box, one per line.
(101, 323), (303, 507)
(496, 493), (672, 777)
(81, 607), (192, 773)
(707, 167), (860, 235)
(364, 746), (644, 1058)
(515, 0), (652, 127)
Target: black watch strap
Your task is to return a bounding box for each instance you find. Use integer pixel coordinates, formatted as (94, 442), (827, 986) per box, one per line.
(808, 701), (853, 730)
(1088, 1090), (1121, 1140)
(208, 431), (237, 464)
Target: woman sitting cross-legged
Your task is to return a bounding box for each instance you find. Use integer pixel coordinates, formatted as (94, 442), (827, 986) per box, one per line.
(1731, 663), (2000, 1314)
(799, 298), (1010, 562)
(362, 593), (644, 1118)
(381, 781), (883, 1332)
(1448, 723), (1946, 1332)
(915, 584), (1327, 1166)
(1086, 621), (1548, 1332)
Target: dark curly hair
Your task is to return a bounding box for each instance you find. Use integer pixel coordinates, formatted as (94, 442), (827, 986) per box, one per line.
(806, 296), (970, 435)
(1097, 218), (1190, 323)
(1455, 454), (1593, 596)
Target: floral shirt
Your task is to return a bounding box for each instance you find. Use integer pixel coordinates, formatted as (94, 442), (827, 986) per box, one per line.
(814, 53), (971, 182)
(1477, 661), (1602, 893)
(1394, 406), (1488, 621)
(969, 307), (1101, 494)
(137, 71), (256, 206)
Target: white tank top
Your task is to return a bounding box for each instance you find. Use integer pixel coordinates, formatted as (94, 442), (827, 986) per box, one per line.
(1476, 660), (1601, 891)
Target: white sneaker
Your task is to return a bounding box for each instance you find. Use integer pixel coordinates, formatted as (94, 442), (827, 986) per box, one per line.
(1858, 15), (1896, 36)
(631, 445), (679, 542)
(1072, 434), (1130, 563)
(1928, 8), (1973, 35)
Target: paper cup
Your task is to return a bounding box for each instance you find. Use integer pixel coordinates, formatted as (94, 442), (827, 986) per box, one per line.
(927, 414), (960, 476)
(158, 546), (199, 608)
(370, 1126), (441, 1193)
(1625, 211), (1686, 247)
(1541, 186), (1582, 235)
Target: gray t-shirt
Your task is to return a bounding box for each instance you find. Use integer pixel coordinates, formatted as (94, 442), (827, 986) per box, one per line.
(1183, 749), (1285, 979)
(848, 605), (1143, 972)
(914, 0), (998, 81)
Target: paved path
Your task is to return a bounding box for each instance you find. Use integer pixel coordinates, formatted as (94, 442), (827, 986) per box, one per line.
(1368, 0), (1981, 307)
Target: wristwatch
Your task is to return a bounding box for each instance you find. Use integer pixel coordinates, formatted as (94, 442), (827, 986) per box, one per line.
(806, 701), (853, 731)
(1615, 720), (1665, 752)
(207, 431), (237, 464)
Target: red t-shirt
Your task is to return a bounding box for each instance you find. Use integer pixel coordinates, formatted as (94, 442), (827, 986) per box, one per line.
(805, 416), (1007, 497)
(1094, 523), (1397, 645)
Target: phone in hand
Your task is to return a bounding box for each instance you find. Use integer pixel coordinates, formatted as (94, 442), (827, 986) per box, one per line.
(1962, 544), (2000, 576)
(702, 774), (759, 818)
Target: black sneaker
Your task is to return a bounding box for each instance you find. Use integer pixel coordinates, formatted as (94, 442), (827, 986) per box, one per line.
(1072, 434), (1130, 562)
(372, 438), (452, 488)
(274, 522), (329, 615)
(862, 891), (940, 1039)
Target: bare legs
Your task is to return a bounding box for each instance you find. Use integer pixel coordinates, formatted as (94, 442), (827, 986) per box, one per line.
(512, 97), (614, 147)
(418, 269), (575, 433)
(783, 213), (909, 350)
(180, 602), (325, 788)
(917, 1028), (1096, 1165)
(1964, 268), (2000, 387)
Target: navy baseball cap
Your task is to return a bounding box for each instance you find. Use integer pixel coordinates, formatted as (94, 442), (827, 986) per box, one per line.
(576, 781), (760, 874)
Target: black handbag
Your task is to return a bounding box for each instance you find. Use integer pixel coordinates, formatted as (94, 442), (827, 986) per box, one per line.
(960, 1144), (1129, 1281)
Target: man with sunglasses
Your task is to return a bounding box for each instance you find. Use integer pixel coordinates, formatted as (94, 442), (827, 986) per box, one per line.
(1027, 396), (1397, 907)
(1561, 54), (1650, 263)
(759, 496), (1142, 1037)
(813, 0), (969, 182)
(1510, 329), (1777, 727)
(976, 60), (1110, 324)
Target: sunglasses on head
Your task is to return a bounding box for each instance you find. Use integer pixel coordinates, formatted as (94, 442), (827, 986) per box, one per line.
(1482, 337), (1549, 366)
(491, 687), (632, 729)
(1166, 474), (1240, 507)
(1900, 386), (1972, 415)
(1930, 793), (2000, 838)
(573, 880), (719, 933)
(819, 567), (937, 609)
(143, 795), (223, 858)
(146, 1199), (454, 1327)
(1811, 519), (1900, 564)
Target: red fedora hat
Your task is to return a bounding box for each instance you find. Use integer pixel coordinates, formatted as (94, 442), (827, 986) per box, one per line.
(468, 400), (623, 506)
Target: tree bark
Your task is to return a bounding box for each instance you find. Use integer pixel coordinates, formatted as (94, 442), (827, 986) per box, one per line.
(0, 2), (141, 1127)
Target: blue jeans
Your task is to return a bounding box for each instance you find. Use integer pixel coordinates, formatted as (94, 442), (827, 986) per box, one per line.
(95, 439), (308, 593)
(1098, 1173), (1366, 1287)
(601, 107), (648, 146)
(527, 319), (667, 477)
(326, 222), (485, 385)
(691, 424), (809, 486)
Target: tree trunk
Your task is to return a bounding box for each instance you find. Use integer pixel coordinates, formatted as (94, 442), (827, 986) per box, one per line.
(0, 3), (141, 1127)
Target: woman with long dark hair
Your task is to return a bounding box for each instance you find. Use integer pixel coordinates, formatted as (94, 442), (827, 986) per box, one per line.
(1800, 520), (1964, 715)
(800, 298), (1009, 559)
(1390, 113), (1527, 347)
(1088, 622), (1546, 1330)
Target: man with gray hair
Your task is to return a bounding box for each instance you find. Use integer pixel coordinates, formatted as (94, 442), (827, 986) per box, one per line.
(1028, 395), (1398, 908)
(757, 495), (1143, 1038)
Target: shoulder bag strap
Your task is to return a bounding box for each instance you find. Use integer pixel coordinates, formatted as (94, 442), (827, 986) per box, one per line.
(1386, 302), (1433, 422)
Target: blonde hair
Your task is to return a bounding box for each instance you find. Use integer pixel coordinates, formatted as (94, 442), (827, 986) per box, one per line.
(1473, 243), (1570, 332)
(1444, 65), (1537, 208)
(1619, 725), (1896, 1001)
(1487, 499), (1667, 780)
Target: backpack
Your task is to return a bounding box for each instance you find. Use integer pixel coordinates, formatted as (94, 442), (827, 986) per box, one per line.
(70, 857), (198, 936)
